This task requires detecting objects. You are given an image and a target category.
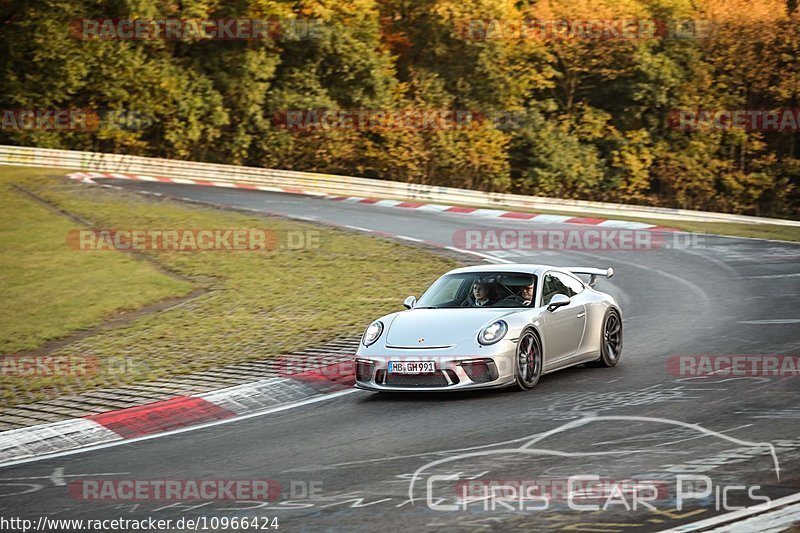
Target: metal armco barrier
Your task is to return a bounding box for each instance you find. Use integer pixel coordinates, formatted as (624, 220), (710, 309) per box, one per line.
(1, 144), (798, 227)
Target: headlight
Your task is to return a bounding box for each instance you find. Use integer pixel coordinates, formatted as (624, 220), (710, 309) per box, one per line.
(478, 320), (508, 345)
(362, 321), (384, 347)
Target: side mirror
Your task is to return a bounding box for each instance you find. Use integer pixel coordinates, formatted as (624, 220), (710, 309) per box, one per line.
(403, 295), (417, 309)
(547, 294), (570, 312)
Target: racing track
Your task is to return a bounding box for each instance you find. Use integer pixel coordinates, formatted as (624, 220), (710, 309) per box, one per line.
(1, 178), (799, 532)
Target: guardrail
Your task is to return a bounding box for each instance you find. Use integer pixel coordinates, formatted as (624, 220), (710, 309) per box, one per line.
(1, 144), (798, 227)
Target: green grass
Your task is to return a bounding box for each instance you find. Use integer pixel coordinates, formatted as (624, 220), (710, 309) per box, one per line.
(0, 166), (456, 406)
(0, 167), (193, 353)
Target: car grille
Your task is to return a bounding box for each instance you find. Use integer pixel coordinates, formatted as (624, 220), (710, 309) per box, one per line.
(460, 360), (499, 383)
(382, 371), (449, 387)
(356, 360), (374, 381)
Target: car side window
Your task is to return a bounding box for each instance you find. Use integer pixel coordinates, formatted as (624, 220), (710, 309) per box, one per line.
(542, 273), (570, 305)
(556, 272), (584, 297)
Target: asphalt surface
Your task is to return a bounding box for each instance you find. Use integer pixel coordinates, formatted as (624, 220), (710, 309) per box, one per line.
(1, 179), (799, 532)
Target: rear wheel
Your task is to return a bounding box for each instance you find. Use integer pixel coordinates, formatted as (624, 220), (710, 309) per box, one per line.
(515, 330), (543, 390)
(590, 308), (622, 367)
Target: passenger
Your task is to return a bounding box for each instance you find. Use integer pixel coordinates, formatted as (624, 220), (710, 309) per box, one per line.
(472, 280), (495, 307)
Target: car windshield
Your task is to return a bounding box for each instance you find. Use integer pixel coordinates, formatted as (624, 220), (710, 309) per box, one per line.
(415, 272), (537, 309)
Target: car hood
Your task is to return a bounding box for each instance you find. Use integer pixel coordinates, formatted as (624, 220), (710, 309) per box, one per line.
(385, 308), (521, 348)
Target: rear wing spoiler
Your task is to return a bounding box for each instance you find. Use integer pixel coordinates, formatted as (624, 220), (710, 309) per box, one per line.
(567, 267), (614, 288)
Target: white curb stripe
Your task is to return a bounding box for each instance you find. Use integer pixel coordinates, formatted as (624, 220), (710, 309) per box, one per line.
(0, 419), (121, 464)
(597, 219), (656, 229)
(469, 208), (507, 218)
(372, 199), (402, 208)
(416, 204), (452, 212)
(527, 214), (573, 224)
(196, 378), (323, 415)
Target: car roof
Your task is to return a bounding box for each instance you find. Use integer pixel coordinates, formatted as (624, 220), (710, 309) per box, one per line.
(445, 264), (556, 276)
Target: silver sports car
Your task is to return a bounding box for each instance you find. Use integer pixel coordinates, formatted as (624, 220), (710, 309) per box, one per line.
(354, 264), (621, 392)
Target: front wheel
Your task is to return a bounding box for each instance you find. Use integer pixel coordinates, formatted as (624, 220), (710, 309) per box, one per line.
(590, 308), (622, 367)
(515, 330), (543, 390)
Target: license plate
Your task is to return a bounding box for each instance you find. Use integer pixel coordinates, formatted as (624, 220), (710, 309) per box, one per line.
(388, 361), (436, 374)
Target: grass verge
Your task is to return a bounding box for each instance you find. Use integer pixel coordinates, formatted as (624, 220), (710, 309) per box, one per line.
(0, 166), (456, 407)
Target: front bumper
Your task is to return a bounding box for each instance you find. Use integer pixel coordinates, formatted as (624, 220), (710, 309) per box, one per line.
(353, 351), (517, 392)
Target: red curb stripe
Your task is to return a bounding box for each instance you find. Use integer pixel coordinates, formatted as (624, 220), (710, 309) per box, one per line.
(235, 183), (259, 189)
(88, 396), (236, 439)
(357, 198), (381, 204)
(499, 211), (537, 220)
(649, 226), (680, 232)
(289, 362), (355, 393)
(445, 206), (477, 213)
(564, 217), (606, 225)
(192, 180), (214, 186)
(396, 201), (424, 208)
(329, 196), (348, 201)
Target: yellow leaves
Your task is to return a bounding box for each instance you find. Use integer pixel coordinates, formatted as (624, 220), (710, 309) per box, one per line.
(526, 0), (650, 21)
(695, 0), (790, 23)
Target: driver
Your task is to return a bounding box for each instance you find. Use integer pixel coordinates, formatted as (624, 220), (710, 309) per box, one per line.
(521, 282), (535, 306)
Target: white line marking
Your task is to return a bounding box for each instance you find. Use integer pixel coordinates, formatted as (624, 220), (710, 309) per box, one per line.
(443, 246), (511, 264)
(737, 319), (800, 324)
(0, 389), (359, 470)
(565, 248), (712, 310)
(742, 273), (800, 279)
(665, 492), (800, 532)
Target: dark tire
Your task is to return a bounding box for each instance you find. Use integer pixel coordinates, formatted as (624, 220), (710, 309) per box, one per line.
(589, 308), (622, 367)
(515, 329), (543, 390)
